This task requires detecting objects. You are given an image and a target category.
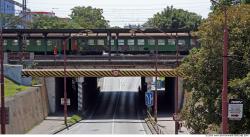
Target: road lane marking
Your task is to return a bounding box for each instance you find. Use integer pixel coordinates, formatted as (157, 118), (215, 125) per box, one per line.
(112, 92), (121, 134)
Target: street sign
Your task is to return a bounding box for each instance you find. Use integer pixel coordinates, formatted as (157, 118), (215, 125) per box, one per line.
(228, 99), (243, 120)
(0, 107), (9, 124)
(145, 91), (153, 107)
(61, 98), (71, 106)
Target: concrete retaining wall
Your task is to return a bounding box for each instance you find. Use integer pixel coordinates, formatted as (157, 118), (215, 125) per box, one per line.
(0, 83), (49, 134)
(45, 77), (56, 114)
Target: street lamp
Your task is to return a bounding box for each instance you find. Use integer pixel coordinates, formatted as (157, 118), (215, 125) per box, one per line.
(211, 0), (229, 134)
(0, 26), (6, 134)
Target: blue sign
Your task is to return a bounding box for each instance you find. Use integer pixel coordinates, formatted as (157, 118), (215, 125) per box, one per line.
(145, 91), (154, 107)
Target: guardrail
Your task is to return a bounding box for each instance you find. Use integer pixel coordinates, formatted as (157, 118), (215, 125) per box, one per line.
(146, 111), (165, 134)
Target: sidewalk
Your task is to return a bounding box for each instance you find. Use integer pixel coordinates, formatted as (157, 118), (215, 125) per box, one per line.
(27, 114), (70, 134)
(157, 113), (189, 134)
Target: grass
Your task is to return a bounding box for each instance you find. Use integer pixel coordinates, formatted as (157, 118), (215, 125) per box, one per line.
(4, 78), (29, 97)
(67, 115), (82, 124)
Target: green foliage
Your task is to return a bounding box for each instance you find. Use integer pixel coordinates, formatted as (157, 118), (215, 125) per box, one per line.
(31, 15), (76, 29)
(67, 115), (81, 124)
(143, 6), (202, 30)
(179, 4), (250, 133)
(5, 78), (29, 97)
(70, 6), (109, 29)
(228, 73), (250, 133)
(0, 14), (20, 28)
(31, 6), (109, 29)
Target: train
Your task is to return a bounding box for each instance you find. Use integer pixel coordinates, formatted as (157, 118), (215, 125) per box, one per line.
(2, 29), (199, 55)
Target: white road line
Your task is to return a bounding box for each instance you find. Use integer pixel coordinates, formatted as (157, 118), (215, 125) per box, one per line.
(112, 91), (121, 134)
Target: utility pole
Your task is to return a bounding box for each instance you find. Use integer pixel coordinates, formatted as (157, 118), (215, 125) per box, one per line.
(0, 26), (6, 134)
(63, 39), (68, 127)
(174, 35), (179, 134)
(222, 6), (229, 134)
(154, 34), (158, 122)
(211, 0), (229, 133)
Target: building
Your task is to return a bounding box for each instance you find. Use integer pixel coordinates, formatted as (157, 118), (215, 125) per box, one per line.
(29, 11), (55, 19)
(0, 0), (16, 27)
(0, 0), (15, 15)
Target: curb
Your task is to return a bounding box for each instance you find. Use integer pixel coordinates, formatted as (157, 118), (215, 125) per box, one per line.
(52, 118), (82, 134)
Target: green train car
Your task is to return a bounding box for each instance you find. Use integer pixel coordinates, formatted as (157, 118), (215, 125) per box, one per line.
(3, 32), (198, 55)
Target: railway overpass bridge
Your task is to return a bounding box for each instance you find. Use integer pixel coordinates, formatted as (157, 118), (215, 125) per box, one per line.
(17, 54), (185, 118)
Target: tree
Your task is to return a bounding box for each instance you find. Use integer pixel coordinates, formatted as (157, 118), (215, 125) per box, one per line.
(31, 15), (79, 29)
(179, 4), (250, 133)
(0, 14), (20, 28)
(143, 6), (202, 30)
(70, 6), (109, 29)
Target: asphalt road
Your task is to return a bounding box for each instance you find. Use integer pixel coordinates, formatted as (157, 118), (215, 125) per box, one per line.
(59, 77), (149, 134)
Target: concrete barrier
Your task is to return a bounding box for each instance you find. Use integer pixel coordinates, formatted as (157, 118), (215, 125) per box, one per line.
(0, 83), (49, 134)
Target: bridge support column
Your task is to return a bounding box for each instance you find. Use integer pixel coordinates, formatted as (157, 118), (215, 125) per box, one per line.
(165, 77), (175, 112)
(82, 77), (98, 112)
(140, 77), (147, 107)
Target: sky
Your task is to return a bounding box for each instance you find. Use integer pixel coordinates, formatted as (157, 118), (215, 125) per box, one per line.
(15, 0), (212, 27)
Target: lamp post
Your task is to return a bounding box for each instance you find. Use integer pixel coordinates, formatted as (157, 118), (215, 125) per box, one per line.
(174, 35), (179, 134)
(211, 0), (229, 133)
(0, 26), (6, 134)
(63, 39), (68, 127)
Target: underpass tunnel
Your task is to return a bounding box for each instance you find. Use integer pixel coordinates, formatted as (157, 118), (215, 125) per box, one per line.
(55, 77), (78, 112)
(55, 77), (99, 113)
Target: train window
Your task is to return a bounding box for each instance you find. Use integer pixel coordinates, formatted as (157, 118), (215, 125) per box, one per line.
(13, 40), (18, 46)
(118, 39), (125, 46)
(191, 39), (196, 46)
(3, 40), (7, 46)
(26, 40), (30, 45)
(111, 40), (115, 45)
(47, 40), (52, 46)
(158, 39), (165, 45)
(127, 39), (135, 45)
(88, 39), (95, 45)
(36, 40), (41, 46)
(178, 39), (186, 46)
(97, 39), (105, 45)
(137, 39), (145, 45)
(148, 39), (155, 45)
(168, 39), (175, 45)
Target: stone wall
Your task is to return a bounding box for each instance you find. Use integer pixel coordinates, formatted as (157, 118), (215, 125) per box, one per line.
(0, 82), (49, 134)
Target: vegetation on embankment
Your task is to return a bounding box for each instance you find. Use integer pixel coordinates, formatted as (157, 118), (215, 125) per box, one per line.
(5, 78), (29, 97)
(179, 4), (250, 134)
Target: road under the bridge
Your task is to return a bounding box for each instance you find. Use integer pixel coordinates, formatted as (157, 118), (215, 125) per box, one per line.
(57, 77), (177, 134)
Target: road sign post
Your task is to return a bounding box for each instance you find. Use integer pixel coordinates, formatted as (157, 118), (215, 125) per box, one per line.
(145, 91), (154, 108)
(228, 99), (243, 121)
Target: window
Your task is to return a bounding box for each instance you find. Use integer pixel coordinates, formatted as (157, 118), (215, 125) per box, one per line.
(36, 40), (41, 46)
(47, 40), (52, 46)
(127, 39), (135, 45)
(178, 39), (186, 46)
(168, 39), (175, 45)
(158, 39), (165, 45)
(88, 39), (95, 45)
(26, 40), (30, 46)
(191, 39), (196, 46)
(110, 40), (115, 45)
(13, 40), (18, 46)
(97, 39), (105, 45)
(137, 39), (145, 45)
(3, 40), (7, 46)
(118, 39), (125, 46)
(148, 39), (155, 45)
